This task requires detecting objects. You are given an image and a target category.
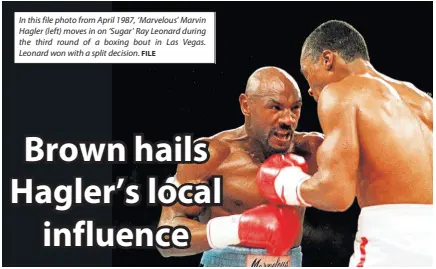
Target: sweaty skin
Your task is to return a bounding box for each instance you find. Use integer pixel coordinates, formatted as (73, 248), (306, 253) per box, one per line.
(300, 57), (433, 211)
(157, 67), (324, 257)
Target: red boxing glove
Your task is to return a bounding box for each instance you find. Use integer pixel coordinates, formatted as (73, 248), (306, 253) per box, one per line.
(239, 204), (301, 255)
(257, 153), (312, 206)
(206, 204), (301, 256)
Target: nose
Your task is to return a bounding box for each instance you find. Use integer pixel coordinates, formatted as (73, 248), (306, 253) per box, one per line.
(308, 88), (314, 97)
(279, 108), (297, 127)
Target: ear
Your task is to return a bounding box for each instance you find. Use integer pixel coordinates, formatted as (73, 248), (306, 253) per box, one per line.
(239, 93), (250, 116)
(321, 50), (334, 71)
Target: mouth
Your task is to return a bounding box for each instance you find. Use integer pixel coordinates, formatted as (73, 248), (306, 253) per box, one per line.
(272, 130), (291, 142)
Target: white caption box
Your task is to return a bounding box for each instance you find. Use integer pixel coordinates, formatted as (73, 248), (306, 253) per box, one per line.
(15, 12), (216, 64)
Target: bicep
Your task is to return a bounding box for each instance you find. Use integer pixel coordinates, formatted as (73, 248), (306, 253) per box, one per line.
(316, 90), (360, 186)
(158, 140), (226, 225)
(158, 166), (208, 225)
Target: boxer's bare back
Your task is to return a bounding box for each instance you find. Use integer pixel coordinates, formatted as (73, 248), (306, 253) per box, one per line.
(158, 128), (322, 256)
(351, 70), (433, 206)
(301, 59), (433, 208)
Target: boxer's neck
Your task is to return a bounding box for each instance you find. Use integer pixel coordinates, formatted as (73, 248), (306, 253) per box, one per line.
(345, 59), (373, 76)
(238, 125), (265, 163)
(247, 141), (268, 163)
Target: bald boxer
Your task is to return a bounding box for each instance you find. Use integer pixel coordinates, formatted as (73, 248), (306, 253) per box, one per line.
(157, 66), (324, 267)
(256, 20), (433, 267)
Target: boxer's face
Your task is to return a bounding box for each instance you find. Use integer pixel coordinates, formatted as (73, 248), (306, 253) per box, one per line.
(300, 56), (326, 102)
(249, 82), (302, 155)
(300, 50), (339, 102)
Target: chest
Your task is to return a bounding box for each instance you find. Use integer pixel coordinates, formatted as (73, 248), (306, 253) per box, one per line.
(217, 150), (317, 214)
(213, 152), (269, 213)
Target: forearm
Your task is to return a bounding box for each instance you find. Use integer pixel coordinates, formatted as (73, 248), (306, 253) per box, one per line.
(300, 171), (353, 212)
(158, 217), (210, 257)
(270, 166), (354, 212)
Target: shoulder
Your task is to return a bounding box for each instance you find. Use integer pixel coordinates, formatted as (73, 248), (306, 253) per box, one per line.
(194, 134), (232, 163)
(305, 132), (325, 149)
(374, 73), (432, 102)
(399, 81), (433, 107)
(320, 78), (361, 103)
(293, 131), (324, 155)
(318, 79), (360, 116)
(175, 132), (232, 184)
(294, 131), (324, 144)
(397, 81), (433, 129)
(317, 80), (360, 133)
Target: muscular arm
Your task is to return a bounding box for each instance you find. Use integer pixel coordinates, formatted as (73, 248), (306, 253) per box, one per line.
(158, 201), (209, 257)
(157, 138), (229, 257)
(300, 86), (359, 212)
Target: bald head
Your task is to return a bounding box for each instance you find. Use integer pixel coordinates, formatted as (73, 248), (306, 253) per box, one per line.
(240, 66), (303, 156)
(245, 66), (300, 98)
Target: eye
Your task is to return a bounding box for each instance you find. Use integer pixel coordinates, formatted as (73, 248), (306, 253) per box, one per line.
(271, 106), (281, 111)
(292, 105), (302, 111)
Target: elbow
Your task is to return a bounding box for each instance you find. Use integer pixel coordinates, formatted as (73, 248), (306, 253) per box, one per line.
(157, 247), (172, 258)
(320, 193), (353, 212)
(155, 222), (173, 258)
(331, 184), (355, 212)
(156, 232), (177, 258)
(319, 176), (355, 212)
(334, 195), (354, 212)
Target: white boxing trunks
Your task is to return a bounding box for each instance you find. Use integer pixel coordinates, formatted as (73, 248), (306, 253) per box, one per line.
(349, 204), (433, 267)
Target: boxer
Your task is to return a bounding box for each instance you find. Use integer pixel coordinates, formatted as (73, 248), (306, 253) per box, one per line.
(157, 66), (324, 267)
(256, 20), (433, 266)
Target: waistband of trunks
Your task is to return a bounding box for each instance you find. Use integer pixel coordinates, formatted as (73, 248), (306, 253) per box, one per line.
(200, 246), (302, 267)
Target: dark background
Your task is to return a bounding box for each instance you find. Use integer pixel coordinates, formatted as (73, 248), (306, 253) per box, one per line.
(3, 1), (433, 267)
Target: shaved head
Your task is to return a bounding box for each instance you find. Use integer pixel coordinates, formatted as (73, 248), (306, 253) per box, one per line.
(245, 66), (300, 98)
(240, 66), (303, 157)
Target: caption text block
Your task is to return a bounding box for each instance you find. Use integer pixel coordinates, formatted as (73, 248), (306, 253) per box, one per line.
(15, 12), (216, 64)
